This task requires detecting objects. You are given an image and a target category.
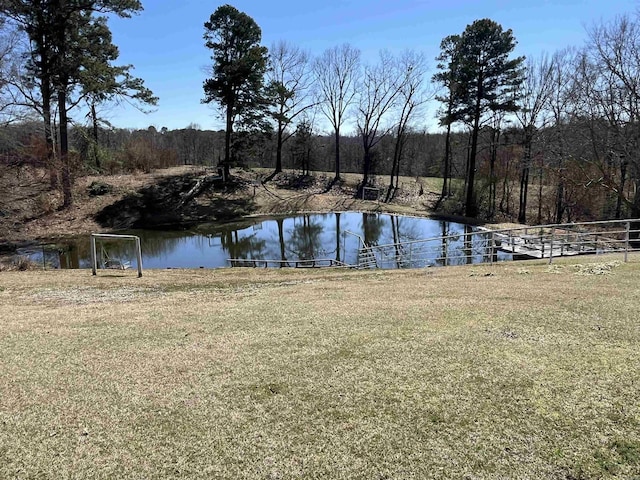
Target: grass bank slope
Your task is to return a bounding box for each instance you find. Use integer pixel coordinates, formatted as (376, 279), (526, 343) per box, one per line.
(1, 257), (639, 478)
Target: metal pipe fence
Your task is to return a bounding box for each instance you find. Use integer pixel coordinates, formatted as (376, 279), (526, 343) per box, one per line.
(366, 219), (640, 269)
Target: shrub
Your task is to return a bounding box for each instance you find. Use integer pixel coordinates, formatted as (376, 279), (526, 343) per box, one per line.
(0, 256), (40, 271)
(87, 181), (113, 197)
(34, 192), (59, 215)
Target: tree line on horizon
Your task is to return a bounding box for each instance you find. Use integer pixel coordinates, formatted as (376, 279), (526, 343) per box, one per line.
(1, 2), (640, 225)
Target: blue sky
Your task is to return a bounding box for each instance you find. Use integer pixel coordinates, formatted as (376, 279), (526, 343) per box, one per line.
(102, 0), (639, 131)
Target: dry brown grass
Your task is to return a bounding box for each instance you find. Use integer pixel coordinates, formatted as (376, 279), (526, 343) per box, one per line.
(0, 255), (41, 272)
(1, 255), (640, 478)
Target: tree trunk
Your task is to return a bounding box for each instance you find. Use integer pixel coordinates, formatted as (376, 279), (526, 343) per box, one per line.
(42, 85), (57, 190)
(396, 136), (406, 189)
(334, 127), (341, 182)
(90, 101), (100, 170)
(518, 135), (532, 224)
(466, 111), (481, 217)
(555, 179), (564, 224)
(33, 16), (57, 190)
(304, 142), (311, 176)
(393, 141), (402, 190)
(274, 124), (283, 174)
(224, 105), (233, 179)
(58, 90), (72, 208)
(537, 161), (543, 225)
(628, 180), (640, 245)
(616, 160), (627, 219)
(500, 163), (511, 215)
(388, 134), (401, 200)
(439, 121), (452, 205)
(361, 146), (371, 192)
(518, 165), (530, 223)
(489, 128), (498, 218)
(554, 131), (565, 224)
(387, 130), (406, 202)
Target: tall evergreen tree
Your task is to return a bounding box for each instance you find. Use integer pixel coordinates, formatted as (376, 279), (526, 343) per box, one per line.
(433, 34), (462, 207)
(437, 19), (525, 217)
(0, 0), (151, 206)
(202, 4), (269, 179)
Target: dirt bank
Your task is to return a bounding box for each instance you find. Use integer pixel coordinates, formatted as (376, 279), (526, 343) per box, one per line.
(0, 166), (443, 247)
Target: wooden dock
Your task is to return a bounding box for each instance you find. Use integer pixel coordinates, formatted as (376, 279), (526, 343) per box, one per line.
(491, 231), (623, 260)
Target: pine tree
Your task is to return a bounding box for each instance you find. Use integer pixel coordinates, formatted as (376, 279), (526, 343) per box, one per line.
(202, 4), (269, 179)
(435, 19), (525, 217)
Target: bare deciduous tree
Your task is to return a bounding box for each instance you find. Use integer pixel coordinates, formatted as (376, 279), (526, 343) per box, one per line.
(387, 50), (430, 201)
(356, 50), (404, 191)
(514, 54), (554, 223)
(267, 40), (314, 176)
(313, 43), (360, 182)
(580, 14), (640, 218)
(545, 48), (578, 223)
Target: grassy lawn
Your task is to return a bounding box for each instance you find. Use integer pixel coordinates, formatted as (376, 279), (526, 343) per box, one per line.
(1, 256), (639, 478)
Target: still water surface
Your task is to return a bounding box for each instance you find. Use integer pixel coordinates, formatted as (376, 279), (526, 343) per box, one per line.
(23, 212), (509, 270)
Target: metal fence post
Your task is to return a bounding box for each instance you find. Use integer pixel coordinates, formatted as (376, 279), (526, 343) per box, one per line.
(549, 227), (555, 265)
(489, 232), (494, 265)
(135, 237), (143, 277)
(625, 221), (631, 263)
(91, 235), (97, 275)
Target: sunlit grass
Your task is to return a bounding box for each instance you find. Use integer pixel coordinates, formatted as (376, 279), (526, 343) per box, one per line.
(1, 255), (639, 478)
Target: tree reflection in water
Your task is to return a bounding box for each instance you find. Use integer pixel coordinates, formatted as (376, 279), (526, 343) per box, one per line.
(361, 213), (384, 246)
(220, 230), (266, 260)
(287, 214), (324, 261)
(28, 213), (495, 270)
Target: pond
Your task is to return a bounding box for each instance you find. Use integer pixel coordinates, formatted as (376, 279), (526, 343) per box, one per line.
(20, 212), (511, 270)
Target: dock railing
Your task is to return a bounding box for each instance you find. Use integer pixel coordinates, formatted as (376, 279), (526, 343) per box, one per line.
(361, 219), (640, 269)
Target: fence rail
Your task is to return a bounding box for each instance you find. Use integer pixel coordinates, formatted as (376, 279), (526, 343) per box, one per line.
(227, 258), (350, 268)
